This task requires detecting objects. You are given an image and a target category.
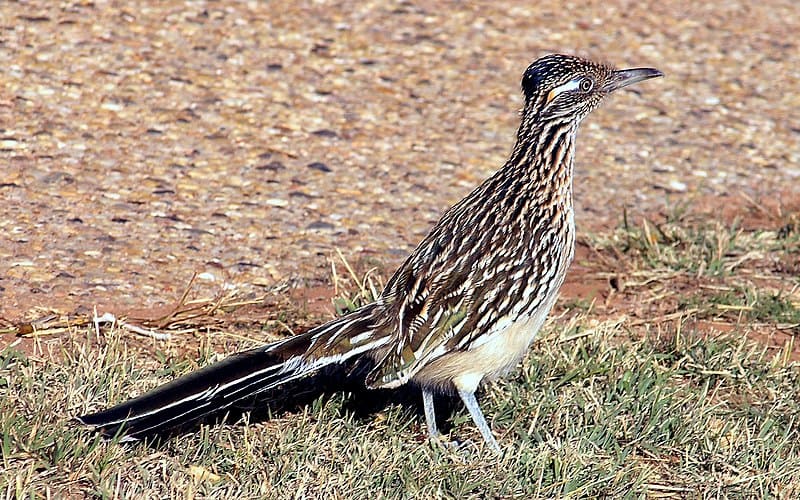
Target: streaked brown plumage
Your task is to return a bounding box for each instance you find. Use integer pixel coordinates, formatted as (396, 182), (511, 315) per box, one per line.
(76, 54), (662, 452)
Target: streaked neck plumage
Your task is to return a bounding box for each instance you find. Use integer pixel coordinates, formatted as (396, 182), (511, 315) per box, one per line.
(489, 115), (579, 238)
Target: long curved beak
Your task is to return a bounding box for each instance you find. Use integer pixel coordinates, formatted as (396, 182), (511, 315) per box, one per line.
(603, 67), (663, 93)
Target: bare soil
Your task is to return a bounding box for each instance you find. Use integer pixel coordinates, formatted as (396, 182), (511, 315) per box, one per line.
(2, 1), (799, 358)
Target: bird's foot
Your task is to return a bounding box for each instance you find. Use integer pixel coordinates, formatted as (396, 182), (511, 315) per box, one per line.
(428, 434), (492, 454)
(427, 432), (461, 451)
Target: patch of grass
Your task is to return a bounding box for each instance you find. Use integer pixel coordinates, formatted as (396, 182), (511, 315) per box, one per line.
(586, 206), (799, 340)
(2, 317), (799, 498)
(615, 216), (745, 276)
(601, 207), (800, 279)
(559, 297), (595, 313)
(752, 293), (800, 324)
(680, 287), (800, 326)
(330, 249), (383, 315)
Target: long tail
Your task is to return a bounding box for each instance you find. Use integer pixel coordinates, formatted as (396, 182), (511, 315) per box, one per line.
(76, 305), (384, 441)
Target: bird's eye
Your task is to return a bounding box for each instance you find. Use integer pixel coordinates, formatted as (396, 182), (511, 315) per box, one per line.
(545, 76), (595, 105)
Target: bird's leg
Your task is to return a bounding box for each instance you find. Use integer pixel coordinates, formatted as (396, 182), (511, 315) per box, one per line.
(457, 388), (501, 453)
(422, 389), (440, 438)
(423, 390), (460, 450)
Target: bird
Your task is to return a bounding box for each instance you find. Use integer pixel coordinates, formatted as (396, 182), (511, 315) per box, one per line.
(76, 54), (662, 452)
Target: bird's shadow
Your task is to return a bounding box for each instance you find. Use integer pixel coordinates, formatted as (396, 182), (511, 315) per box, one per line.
(136, 360), (464, 447)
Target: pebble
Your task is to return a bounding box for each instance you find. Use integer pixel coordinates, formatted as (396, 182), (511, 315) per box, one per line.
(101, 102), (124, 111)
(308, 162), (332, 173)
(306, 220), (335, 231)
(652, 164), (675, 173)
(668, 180), (687, 192)
(311, 129), (338, 138)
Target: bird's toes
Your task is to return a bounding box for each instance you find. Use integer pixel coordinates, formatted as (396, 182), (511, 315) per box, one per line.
(428, 433), (459, 450)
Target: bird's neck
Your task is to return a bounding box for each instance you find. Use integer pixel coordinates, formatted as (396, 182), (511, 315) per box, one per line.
(502, 119), (578, 209)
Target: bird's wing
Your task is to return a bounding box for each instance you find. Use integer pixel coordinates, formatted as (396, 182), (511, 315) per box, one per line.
(364, 193), (502, 389)
(365, 277), (476, 388)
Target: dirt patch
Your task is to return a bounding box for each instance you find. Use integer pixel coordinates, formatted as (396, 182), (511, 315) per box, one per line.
(4, 192), (798, 364)
(558, 192), (800, 359)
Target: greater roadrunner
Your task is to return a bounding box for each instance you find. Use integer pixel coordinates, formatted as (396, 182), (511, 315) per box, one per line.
(77, 54), (662, 452)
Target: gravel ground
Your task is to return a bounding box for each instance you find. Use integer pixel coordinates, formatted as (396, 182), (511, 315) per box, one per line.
(2, 0), (798, 321)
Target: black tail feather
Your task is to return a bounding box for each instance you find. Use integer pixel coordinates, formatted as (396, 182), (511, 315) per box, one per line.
(76, 304), (392, 441)
(76, 334), (316, 441)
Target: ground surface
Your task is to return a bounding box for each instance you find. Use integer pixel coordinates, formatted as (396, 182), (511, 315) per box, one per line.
(1, 0), (800, 497)
(2, 0), (799, 323)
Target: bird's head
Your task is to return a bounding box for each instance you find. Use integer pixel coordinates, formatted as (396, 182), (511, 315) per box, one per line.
(521, 54), (662, 123)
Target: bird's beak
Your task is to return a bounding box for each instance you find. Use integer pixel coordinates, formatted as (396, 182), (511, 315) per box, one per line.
(602, 67), (663, 93)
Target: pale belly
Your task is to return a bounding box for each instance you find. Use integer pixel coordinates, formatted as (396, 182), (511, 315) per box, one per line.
(413, 284), (561, 394)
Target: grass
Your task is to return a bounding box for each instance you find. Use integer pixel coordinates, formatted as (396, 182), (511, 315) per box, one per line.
(2, 212), (800, 498)
(681, 288), (800, 325)
(602, 206), (800, 278)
